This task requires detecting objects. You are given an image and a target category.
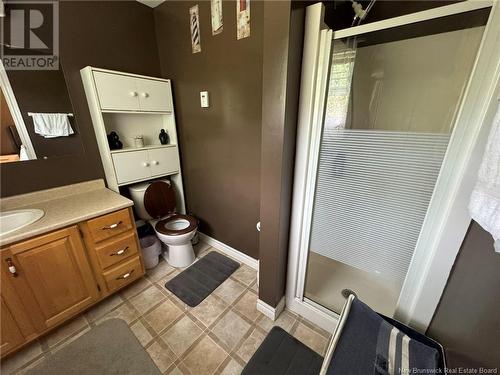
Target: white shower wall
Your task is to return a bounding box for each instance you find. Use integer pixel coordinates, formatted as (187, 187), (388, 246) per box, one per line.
(349, 26), (485, 133)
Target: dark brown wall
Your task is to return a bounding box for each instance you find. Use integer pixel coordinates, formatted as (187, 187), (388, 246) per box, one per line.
(427, 221), (500, 369)
(153, 1), (263, 259)
(1, 1), (161, 197)
(1, 90), (18, 156)
(258, 1), (305, 307)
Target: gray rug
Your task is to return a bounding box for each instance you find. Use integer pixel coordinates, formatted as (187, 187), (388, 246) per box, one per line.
(27, 319), (161, 375)
(166, 251), (240, 307)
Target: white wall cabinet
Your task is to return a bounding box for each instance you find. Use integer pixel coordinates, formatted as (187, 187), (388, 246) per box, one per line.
(93, 72), (141, 112)
(93, 71), (173, 113)
(136, 78), (172, 112)
(149, 147), (180, 177)
(111, 150), (151, 184)
(112, 146), (180, 185)
(81, 67), (186, 213)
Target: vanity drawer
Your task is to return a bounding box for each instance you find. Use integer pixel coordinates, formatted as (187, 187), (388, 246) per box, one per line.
(87, 209), (133, 243)
(103, 256), (143, 293)
(94, 231), (138, 270)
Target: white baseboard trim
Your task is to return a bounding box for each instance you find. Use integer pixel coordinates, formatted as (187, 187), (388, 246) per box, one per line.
(198, 232), (259, 270)
(257, 296), (286, 321)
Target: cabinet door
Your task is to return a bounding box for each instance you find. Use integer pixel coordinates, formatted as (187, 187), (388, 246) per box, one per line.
(0, 298), (25, 355)
(9, 227), (99, 329)
(94, 71), (140, 111)
(1, 249), (39, 341)
(149, 147), (180, 177)
(136, 78), (172, 112)
(112, 150), (151, 184)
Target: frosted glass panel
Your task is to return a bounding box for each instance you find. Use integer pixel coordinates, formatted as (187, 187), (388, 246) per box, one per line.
(309, 130), (449, 282)
(304, 15), (486, 315)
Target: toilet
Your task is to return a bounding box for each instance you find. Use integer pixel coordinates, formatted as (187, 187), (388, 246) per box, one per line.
(129, 180), (197, 268)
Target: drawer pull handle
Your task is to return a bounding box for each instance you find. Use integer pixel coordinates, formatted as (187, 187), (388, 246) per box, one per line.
(6, 258), (18, 277)
(102, 221), (122, 230)
(116, 269), (134, 280)
(111, 246), (129, 256)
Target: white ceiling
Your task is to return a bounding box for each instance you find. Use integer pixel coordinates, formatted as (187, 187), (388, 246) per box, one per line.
(136, 0), (166, 8)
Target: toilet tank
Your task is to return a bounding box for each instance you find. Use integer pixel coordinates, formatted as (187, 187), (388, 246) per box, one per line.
(128, 181), (153, 220)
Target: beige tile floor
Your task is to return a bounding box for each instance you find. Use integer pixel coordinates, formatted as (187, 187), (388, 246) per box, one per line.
(1, 242), (331, 375)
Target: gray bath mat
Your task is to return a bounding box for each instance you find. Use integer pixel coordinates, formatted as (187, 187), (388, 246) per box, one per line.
(166, 251), (240, 307)
(27, 319), (161, 375)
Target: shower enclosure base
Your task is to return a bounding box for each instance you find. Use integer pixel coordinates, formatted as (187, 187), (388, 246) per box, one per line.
(304, 252), (401, 316)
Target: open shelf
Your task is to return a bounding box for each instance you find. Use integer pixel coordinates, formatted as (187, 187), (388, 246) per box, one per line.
(110, 144), (176, 154)
(101, 109), (173, 115)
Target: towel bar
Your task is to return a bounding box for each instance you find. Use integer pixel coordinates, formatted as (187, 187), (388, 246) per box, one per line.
(27, 112), (74, 117)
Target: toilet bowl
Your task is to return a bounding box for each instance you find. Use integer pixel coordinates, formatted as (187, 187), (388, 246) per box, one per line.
(129, 180), (197, 268)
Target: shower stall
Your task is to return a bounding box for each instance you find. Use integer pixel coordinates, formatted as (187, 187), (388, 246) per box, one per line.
(286, 1), (500, 332)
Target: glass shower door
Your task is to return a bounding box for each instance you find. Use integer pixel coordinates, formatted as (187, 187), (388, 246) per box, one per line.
(303, 11), (488, 316)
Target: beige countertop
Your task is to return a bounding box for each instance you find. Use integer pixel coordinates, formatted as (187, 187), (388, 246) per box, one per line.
(0, 179), (133, 247)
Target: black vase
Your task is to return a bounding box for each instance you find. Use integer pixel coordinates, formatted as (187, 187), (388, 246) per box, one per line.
(159, 129), (170, 145)
(107, 131), (123, 150)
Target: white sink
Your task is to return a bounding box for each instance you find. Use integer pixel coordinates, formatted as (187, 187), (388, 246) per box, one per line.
(0, 209), (45, 237)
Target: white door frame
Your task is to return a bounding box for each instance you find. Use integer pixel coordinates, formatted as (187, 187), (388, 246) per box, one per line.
(286, 0), (500, 333)
(0, 59), (37, 160)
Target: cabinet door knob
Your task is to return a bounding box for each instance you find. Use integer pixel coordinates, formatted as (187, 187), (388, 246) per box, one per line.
(140, 92), (149, 98)
(151, 160), (159, 165)
(142, 162), (150, 167)
(6, 258), (18, 277)
(129, 91), (138, 97)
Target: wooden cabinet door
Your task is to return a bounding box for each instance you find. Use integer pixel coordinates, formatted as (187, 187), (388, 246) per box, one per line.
(136, 78), (172, 112)
(149, 146), (180, 177)
(94, 71), (140, 111)
(111, 150), (151, 184)
(0, 297), (25, 355)
(9, 226), (99, 329)
(1, 249), (38, 347)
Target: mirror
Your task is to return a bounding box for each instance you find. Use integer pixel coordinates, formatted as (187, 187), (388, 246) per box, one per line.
(0, 59), (84, 163)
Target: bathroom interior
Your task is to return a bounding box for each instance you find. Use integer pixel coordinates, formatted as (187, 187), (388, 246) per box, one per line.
(0, 0), (499, 374)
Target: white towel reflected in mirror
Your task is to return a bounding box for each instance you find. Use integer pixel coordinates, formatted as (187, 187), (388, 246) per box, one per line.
(31, 113), (74, 138)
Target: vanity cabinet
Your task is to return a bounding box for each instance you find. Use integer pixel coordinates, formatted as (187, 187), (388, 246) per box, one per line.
(0, 207), (145, 358)
(92, 231), (139, 271)
(80, 208), (143, 297)
(93, 71), (172, 113)
(0, 250), (39, 346)
(8, 227), (99, 329)
(1, 298), (25, 354)
(85, 207), (134, 243)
